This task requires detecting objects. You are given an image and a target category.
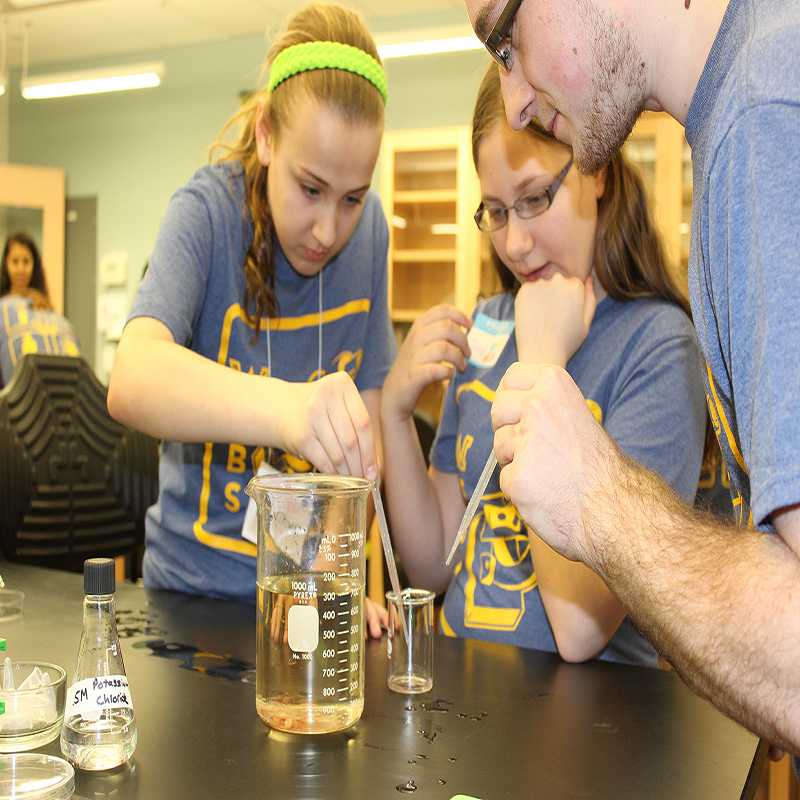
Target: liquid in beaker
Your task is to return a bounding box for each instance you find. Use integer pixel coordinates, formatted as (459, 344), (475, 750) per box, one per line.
(256, 572), (364, 734)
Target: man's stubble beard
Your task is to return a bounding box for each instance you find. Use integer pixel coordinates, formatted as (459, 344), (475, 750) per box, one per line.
(571, 0), (647, 174)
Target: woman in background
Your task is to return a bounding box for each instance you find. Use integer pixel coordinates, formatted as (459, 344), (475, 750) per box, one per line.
(0, 232), (79, 387)
(1, 232), (52, 310)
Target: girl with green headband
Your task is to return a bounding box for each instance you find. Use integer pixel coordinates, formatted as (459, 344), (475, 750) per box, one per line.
(108, 4), (393, 626)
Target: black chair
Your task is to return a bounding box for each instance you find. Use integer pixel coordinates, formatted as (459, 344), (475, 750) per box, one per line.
(0, 354), (158, 578)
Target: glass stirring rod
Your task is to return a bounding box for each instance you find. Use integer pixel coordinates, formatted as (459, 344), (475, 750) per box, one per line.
(444, 451), (497, 566)
(371, 482), (410, 643)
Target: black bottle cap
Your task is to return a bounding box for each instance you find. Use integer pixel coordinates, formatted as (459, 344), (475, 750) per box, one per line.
(84, 558), (115, 595)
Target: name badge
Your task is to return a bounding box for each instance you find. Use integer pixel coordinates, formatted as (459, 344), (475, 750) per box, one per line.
(241, 460), (280, 544)
(467, 312), (514, 368)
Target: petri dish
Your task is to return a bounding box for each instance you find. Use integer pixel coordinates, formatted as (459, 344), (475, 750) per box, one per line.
(0, 753), (74, 799)
(0, 662), (68, 752)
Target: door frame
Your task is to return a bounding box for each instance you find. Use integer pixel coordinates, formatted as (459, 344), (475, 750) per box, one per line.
(0, 163), (65, 312)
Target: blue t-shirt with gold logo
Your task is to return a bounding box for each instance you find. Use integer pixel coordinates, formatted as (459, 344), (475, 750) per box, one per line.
(686, 0), (800, 531)
(129, 161), (395, 602)
(431, 292), (706, 666)
(0, 296), (80, 386)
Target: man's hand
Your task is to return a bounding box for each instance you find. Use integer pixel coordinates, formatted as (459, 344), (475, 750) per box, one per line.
(491, 361), (620, 567)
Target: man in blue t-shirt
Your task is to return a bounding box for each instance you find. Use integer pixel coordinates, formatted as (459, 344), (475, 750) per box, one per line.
(464, 0), (800, 757)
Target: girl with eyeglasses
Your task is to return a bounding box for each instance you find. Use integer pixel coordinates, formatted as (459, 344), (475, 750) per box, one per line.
(380, 65), (707, 665)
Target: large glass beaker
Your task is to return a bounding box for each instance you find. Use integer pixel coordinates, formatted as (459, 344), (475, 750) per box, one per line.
(246, 474), (369, 735)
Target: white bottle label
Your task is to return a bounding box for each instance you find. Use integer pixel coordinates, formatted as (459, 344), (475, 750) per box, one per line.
(288, 604), (319, 653)
(66, 675), (134, 719)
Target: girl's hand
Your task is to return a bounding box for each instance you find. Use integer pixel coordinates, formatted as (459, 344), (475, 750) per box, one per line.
(278, 371), (377, 479)
(364, 597), (388, 639)
(382, 305), (471, 423)
(514, 274), (596, 366)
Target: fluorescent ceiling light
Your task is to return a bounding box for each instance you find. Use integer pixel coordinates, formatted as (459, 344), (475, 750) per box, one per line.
(377, 25), (483, 60)
(21, 61), (165, 100)
(379, 36), (483, 59)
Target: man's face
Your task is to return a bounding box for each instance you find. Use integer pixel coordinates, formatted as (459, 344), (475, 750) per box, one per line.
(466, 0), (647, 173)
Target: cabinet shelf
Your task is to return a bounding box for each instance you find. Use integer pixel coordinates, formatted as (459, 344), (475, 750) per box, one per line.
(381, 127), (481, 425)
(393, 249), (456, 263)
(391, 309), (426, 323)
(394, 190), (459, 204)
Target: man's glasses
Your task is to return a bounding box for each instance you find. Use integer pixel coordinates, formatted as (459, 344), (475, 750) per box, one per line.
(484, 0), (525, 71)
(474, 157), (573, 233)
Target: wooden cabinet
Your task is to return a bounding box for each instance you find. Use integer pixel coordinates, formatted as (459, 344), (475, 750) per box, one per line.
(379, 127), (482, 322)
(379, 127), (484, 424)
(622, 111), (692, 290)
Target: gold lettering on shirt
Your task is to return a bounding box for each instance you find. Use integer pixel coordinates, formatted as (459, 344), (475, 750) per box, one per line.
(224, 481), (242, 513)
(193, 299), (370, 557)
(454, 394), (603, 633)
(456, 434), (474, 474)
(462, 492), (537, 632)
(226, 444), (248, 473)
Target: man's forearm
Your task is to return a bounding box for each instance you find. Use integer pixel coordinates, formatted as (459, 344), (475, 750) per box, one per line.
(587, 453), (800, 751)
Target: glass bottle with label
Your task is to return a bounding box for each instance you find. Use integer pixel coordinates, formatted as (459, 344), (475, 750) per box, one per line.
(60, 558), (137, 770)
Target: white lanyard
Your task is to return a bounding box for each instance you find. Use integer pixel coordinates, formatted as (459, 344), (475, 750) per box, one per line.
(266, 268), (323, 379)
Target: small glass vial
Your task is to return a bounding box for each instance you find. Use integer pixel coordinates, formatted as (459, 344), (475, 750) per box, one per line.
(386, 589), (435, 694)
(60, 558), (137, 771)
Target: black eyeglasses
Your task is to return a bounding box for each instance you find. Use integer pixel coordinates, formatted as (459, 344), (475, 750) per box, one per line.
(484, 0), (525, 71)
(474, 157), (573, 233)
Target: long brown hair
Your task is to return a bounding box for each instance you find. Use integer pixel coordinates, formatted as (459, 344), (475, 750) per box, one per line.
(471, 65), (689, 316)
(1, 232), (50, 300)
(210, 4), (384, 324)
(472, 65), (719, 467)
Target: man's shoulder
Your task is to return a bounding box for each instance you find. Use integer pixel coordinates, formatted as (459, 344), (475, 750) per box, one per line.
(728, 0), (800, 109)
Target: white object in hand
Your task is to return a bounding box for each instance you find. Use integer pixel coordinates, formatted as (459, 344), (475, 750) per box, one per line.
(445, 452), (497, 566)
(371, 483), (409, 643)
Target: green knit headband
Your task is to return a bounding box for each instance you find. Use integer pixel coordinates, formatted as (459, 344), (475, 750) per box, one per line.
(268, 41), (388, 104)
